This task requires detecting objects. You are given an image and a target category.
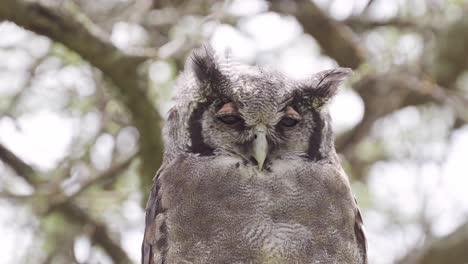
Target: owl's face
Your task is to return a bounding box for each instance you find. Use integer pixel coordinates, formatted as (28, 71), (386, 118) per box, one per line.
(169, 46), (351, 170)
(200, 74), (320, 170)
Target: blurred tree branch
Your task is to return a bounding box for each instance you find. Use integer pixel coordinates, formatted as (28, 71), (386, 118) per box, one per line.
(0, 143), (132, 263)
(337, 70), (468, 180)
(338, 70), (468, 153)
(399, 221), (468, 264)
(56, 202), (133, 264)
(0, 0), (164, 200)
(1, 49), (50, 118)
(268, 0), (367, 69)
(430, 16), (468, 88)
(344, 17), (434, 32)
(46, 153), (137, 213)
(0, 143), (37, 185)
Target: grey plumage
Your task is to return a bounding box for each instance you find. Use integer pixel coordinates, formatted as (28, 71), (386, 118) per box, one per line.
(142, 46), (367, 264)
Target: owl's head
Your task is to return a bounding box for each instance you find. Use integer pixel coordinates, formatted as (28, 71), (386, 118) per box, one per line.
(165, 46), (351, 170)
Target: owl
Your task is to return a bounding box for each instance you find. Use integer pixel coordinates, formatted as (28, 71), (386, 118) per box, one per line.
(142, 46), (367, 264)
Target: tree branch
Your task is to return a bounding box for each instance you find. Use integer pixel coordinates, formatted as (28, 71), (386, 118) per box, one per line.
(0, 143), (36, 185)
(344, 17), (433, 32)
(398, 221), (468, 264)
(47, 154), (137, 213)
(0, 143), (132, 264)
(269, 0), (367, 68)
(0, 0), (147, 72)
(430, 16), (468, 88)
(0, 0), (164, 200)
(336, 70), (468, 180)
(57, 202), (133, 264)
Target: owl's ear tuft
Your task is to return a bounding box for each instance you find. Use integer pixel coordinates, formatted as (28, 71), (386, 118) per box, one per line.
(191, 45), (223, 86)
(299, 68), (352, 109)
(314, 68), (352, 99)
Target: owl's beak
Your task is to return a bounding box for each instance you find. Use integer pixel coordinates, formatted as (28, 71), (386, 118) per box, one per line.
(253, 125), (268, 171)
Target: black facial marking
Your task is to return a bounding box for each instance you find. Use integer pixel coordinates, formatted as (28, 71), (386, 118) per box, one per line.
(307, 110), (325, 160)
(188, 102), (215, 155)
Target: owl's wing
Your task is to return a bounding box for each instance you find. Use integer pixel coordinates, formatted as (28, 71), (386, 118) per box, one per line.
(142, 166), (167, 264)
(354, 196), (368, 264)
(142, 106), (180, 264)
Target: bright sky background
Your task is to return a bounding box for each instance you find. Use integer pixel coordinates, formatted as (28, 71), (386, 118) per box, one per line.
(1, 0), (468, 263)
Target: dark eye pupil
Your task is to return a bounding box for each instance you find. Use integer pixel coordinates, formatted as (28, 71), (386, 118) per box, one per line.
(218, 115), (242, 125)
(281, 117), (299, 127)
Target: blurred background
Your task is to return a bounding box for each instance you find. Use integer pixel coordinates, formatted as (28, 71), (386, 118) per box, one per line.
(1, 0), (468, 263)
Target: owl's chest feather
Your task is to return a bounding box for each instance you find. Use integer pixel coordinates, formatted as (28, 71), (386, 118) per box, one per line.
(162, 155), (356, 263)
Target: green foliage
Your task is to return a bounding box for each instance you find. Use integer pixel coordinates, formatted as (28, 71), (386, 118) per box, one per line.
(41, 212), (74, 253)
(51, 43), (83, 66)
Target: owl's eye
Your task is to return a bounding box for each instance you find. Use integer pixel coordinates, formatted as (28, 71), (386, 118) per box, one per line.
(217, 114), (243, 125)
(280, 117), (299, 127)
